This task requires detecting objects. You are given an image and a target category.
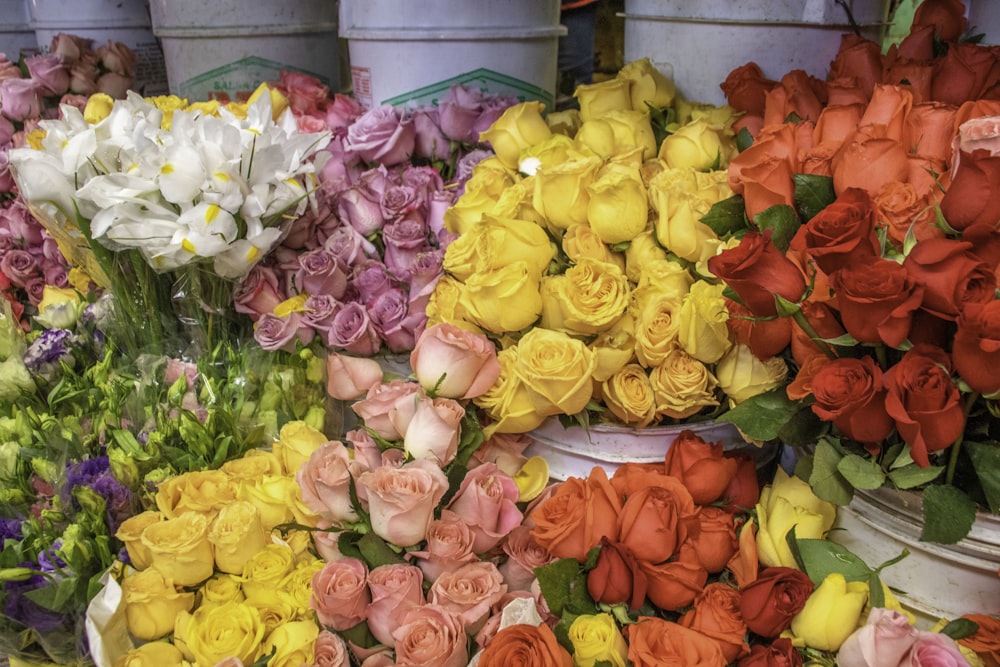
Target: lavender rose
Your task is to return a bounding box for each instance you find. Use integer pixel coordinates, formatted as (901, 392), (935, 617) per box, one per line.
(345, 104), (416, 167)
(327, 301), (381, 355)
(0, 78), (43, 121)
(438, 85), (487, 144)
(412, 107), (452, 162)
(253, 312), (314, 352)
(368, 288), (417, 353)
(296, 247), (348, 298)
(383, 214), (432, 280)
(1, 249), (39, 288)
(25, 53), (70, 96)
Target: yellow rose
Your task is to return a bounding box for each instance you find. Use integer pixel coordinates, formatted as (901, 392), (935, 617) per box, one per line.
(649, 348), (720, 420)
(287, 481), (322, 529)
(247, 595), (296, 636)
(562, 224), (626, 272)
(280, 559), (326, 616)
(239, 474), (297, 530)
(547, 108), (582, 136)
(648, 167), (728, 263)
(618, 57), (676, 111)
(497, 181), (546, 225)
(513, 327), (596, 416)
(34, 286), (82, 329)
(575, 77), (634, 122)
(479, 101), (552, 169)
(756, 468), (837, 569)
(520, 133), (580, 170)
(716, 343), (788, 404)
(600, 363), (656, 428)
(791, 573), (869, 652)
(460, 262), (544, 334)
(659, 116), (736, 171)
(174, 602), (265, 667)
(586, 163), (649, 244)
(633, 292), (683, 368)
(589, 312), (637, 382)
(688, 103), (740, 129)
(219, 450), (283, 483)
(475, 347), (551, 435)
(198, 573), (245, 608)
(444, 214), (553, 282)
(273, 421), (327, 476)
(444, 181), (503, 235)
(154, 469), (239, 520)
(631, 258), (694, 308)
(677, 281), (733, 364)
(113, 641), (189, 667)
(532, 155), (603, 230)
(207, 500), (269, 574)
(140, 512), (215, 587)
(576, 110), (657, 160)
(624, 230), (669, 283)
(426, 275), (482, 332)
(539, 257), (630, 336)
(240, 543), (295, 603)
(115, 510), (162, 571)
(283, 529), (318, 566)
(121, 568), (195, 640)
(567, 613), (629, 667)
(262, 620), (319, 667)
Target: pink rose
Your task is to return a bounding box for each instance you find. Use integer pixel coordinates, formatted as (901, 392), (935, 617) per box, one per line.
(359, 652), (394, 667)
(352, 379), (421, 440)
(438, 85), (486, 143)
(299, 110), (329, 134)
(253, 311), (314, 352)
(234, 265), (285, 320)
(347, 427), (384, 472)
(326, 301), (381, 356)
(499, 525), (556, 592)
(366, 563), (426, 646)
(412, 107), (452, 162)
(0, 249), (38, 288)
(392, 605), (468, 667)
(907, 630), (969, 666)
(0, 115), (14, 144)
(345, 104), (415, 167)
(318, 137), (361, 192)
(471, 432), (530, 477)
(296, 247), (348, 298)
(25, 54), (70, 97)
(408, 510), (479, 583)
(337, 184), (386, 236)
(297, 441), (359, 525)
(402, 395), (464, 465)
(277, 71), (329, 116)
(312, 528), (343, 562)
(447, 462), (523, 554)
(368, 287), (419, 353)
(325, 223), (374, 266)
(326, 352), (385, 400)
(428, 561), (507, 634)
(96, 41), (137, 77)
(837, 608), (918, 667)
(410, 322), (501, 399)
(0, 79), (43, 121)
(313, 629), (351, 667)
(325, 93), (364, 131)
(310, 557), (370, 630)
(57, 93), (88, 113)
(358, 459), (448, 547)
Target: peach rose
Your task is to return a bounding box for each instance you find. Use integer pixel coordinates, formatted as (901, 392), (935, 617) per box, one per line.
(429, 561), (507, 634)
(530, 467), (623, 562)
(763, 70), (825, 125)
(832, 129), (911, 197)
(728, 124), (798, 221)
(403, 395), (464, 465)
(310, 557), (370, 631)
(358, 459), (448, 547)
(873, 179), (940, 247)
(682, 507), (739, 574)
(392, 604), (468, 667)
(904, 102), (958, 165)
(297, 440), (359, 526)
(678, 582), (750, 663)
(859, 84), (913, 142)
(499, 525), (556, 592)
(407, 509), (477, 584)
(813, 103), (865, 148)
(366, 563), (426, 647)
(446, 462), (523, 553)
(326, 353), (385, 401)
(351, 379), (421, 441)
(410, 322), (500, 399)
(626, 616), (727, 667)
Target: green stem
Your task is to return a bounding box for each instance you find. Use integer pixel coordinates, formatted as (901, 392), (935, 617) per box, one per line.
(875, 343), (888, 371)
(790, 308), (838, 360)
(945, 392), (980, 486)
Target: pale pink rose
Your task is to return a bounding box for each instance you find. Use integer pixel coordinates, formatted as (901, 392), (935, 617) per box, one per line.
(253, 311), (314, 352)
(366, 563), (426, 646)
(446, 462), (523, 554)
(297, 441), (359, 525)
(383, 215), (431, 281)
(408, 510), (479, 583)
(392, 605), (468, 667)
(312, 527), (344, 562)
(326, 93), (364, 131)
(407, 249), (445, 317)
(326, 301), (381, 356)
(25, 54), (70, 97)
(0, 55), (21, 81)
(351, 380), (420, 440)
(49, 34), (88, 65)
(427, 192), (454, 240)
(164, 358), (198, 388)
(347, 428), (384, 473)
(410, 322), (501, 399)
(0, 79), (43, 121)
(473, 591), (540, 650)
(96, 71), (132, 99)
(278, 71), (330, 116)
(438, 85), (486, 144)
(402, 395), (464, 466)
(358, 459), (448, 547)
(312, 629), (351, 667)
(326, 352), (385, 400)
(358, 651), (394, 667)
(336, 183), (386, 236)
(952, 115), (1000, 174)
(906, 631), (969, 666)
(310, 557), (370, 630)
(499, 525), (556, 592)
(0, 115), (14, 144)
(211, 658), (244, 667)
(234, 265), (285, 320)
(412, 106), (452, 162)
(428, 561), (507, 634)
(471, 432), (531, 477)
(318, 137), (361, 192)
(837, 608), (919, 667)
(68, 60), (100, 96)
(381, 448), (406, 468)
(345, 104), (416, 166)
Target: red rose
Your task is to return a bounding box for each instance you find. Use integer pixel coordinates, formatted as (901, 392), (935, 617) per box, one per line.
(664, 430), (739, 505)
(586, 539), (647, 610)
(829, 34), (884, 99)
(721, 453), (761, 513)
(931, 43), (1000, 105)
(811, 356), (894, 445)
(940, 149), (1000, 231)
(830, 258), (925, 347)
(721, 62), (777, 117)
(883, 59), (934, 103)
(953, 301), (1000, 395)
(798, 188), (881, 275)
(737, 638), (804, 667)
(912, 0), (968, 42)
(790, 301), (846, 367)
(903, 237), (997, 320)
(739, 567), (814, 638)
(708, 231), (807, 318)
(964, 222), (1000, 279)
(884, 344), (966, 467)
(895, 24), (935, 62)
(725, 298), (793, 360)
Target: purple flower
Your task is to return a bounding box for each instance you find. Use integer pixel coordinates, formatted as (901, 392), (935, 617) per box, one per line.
(253, 311), (314, 352)
(23, 328), (75, 374)
(295, 247), (348, 298)
(0, 248), (39, 288)
(351, 259), (396, 303)
(380, 184), (422, 221)
(4, 570), (71, 633)
(383, 214), (432, 280)
(36, 540), (67, 572)
(90, 474), (134, 534)
(0, 518), (23, 541)
(368, 287), (417, 353)
(326, 301), (380, 356)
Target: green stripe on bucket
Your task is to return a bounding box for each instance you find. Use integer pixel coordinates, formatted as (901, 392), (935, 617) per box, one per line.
(381, 68), (554, 110)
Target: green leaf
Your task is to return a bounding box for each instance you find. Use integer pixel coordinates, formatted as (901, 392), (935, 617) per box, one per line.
(837, 454), (886, 490)
(337, 531), (365, 562)
(966, 440), (1000, 513)
(753, 204), (800, 252)
(794, 453), (815, 482)
(939, 617), (980, 641)
(776, 405), (825, 448)
(887, 463), (945, 490)
(338, 620), (378, 650)
(793, 173), (836, 222)
(700, 195), (749, 237)
(868, 572), (885, 608)
(808, 439), (854, 506)
(534, 558), (595, 617)
(715, 387), (799, 441)
(920, 485), (976, 544)
(358, 532), (406, 569)
(736, 127), (754, 153)
(794, 538), (873, 586)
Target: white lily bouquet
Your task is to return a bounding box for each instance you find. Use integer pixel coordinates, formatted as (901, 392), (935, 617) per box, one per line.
(9, 87), (331, 356)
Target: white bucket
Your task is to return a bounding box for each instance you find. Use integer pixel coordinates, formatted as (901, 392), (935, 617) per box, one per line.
(0, 0), (35, 59)
(28, 0), (168, 95)
(339, 0), (566, 110)
(968, 1), (1000, 45)
(149, 0), (339, 103)
(623, 0), (889, 106)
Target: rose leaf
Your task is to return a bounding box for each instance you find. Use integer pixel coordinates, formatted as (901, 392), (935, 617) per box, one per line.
(920, 484), (976, 544)
(752, 204), (799, 253)
(700, 194), (749, 237)
(966, 440), (1000, 513)
(716, 387), (798, 442)
(792, 173), (836, 222)
(808, 439), (854, 506)
(792, 537), (872, 587)
(887, 463), (945, 490)
(836, 454), (886, 490)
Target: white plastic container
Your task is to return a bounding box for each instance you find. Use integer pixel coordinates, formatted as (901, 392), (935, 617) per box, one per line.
(0, 0), (35, 59)
(623, 0), (889, 106)
(339, 0), (565, 110)
(968, 1), (1000, 45)
(28, 0), (168, 95)
(149, 0), (339, 103)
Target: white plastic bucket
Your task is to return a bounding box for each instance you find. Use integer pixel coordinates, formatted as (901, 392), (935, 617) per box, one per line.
(0, 0), (35, 59)
(28, 0), (168, 95)
(623, 0), (889, 106)
(149, 0), (339, 103)
(339, 0), (566, 110)
(968, 1), (1000, 45)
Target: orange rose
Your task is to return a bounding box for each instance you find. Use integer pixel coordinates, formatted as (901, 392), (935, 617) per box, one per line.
(708, 230), (807, 319)
(832, 128), (910, 197)
(639, 559), (708, 612)
(785, 353), (828, 401)
(912, 0), (968, 42)
(953, 100), (1000, 131)
(958, 614), (1000, 666)
(884, 59), (934, 104)
(724, 298), (792, 360)
(826, 77), (871, 107)
(726, 521), (759, 589)
(682, 507), (738, 573)
(609, 461), (672, 498)
(478, 622), (573, 667)
(587, 539), (648, 610)
(895, 24), (934, 61)
(617, 483), (695, 564)
(829, 33), (884, 99)
(941, 149), (1000, 231)
(954, 301), (1000, 395)
(813, 104), (865, 148)
(763, 70), (825, 126)
(679, 583), (750, 663)
(932, 43), (1000, 106)
(728, 124), (798, 222)
(626, 617), (727, 667)
(873, 179), (940, 248)
(530, 467), (622, 562)
(663, 430), (739, 505)
(904, 103), (958, 165)
(720, 62), (776, 117)
(858, 84), (912, 143)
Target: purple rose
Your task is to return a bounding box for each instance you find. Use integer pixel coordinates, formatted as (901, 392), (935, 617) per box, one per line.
(473, 95), (520, 139)
(3, 200), (46, 247)
(296, 247), (348, 298)
(412, 106), (452, 161)
(4, 573), (71, 633)
(326, 93), (364, 131)
(42, 236), (65, 262)
(25, 53), (70, 97)
(383, 213), (432, 280)
(42, 260), (68, 287)
(253, 312), (314, 352)
(351, 259), (396, 302)
(438, 85), (486, 143)
(428, 192), (457, 246)
(324, 223), (372, 266)
(401, 165), (445, 203)
(327, 301), (381, 355)
(345, 104), (415, 167)
(408, 249), (445, 316)
(318, 135), (363, 193)
(0, 152), (13, 192)
(380, 184), (422, 222)
(282, 205), (331, 250)
(453, 149), (493, 193)
(26, 276), (47, 306)
(368, 287), (417, 353)
(302, 293), (340, 333)
(337, 183), (385, 236)
(0, 78), (43, 121)
(1, 248), (39, 287)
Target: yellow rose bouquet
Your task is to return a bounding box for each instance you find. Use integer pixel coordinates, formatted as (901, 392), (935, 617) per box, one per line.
(428, 59), (787, 436)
